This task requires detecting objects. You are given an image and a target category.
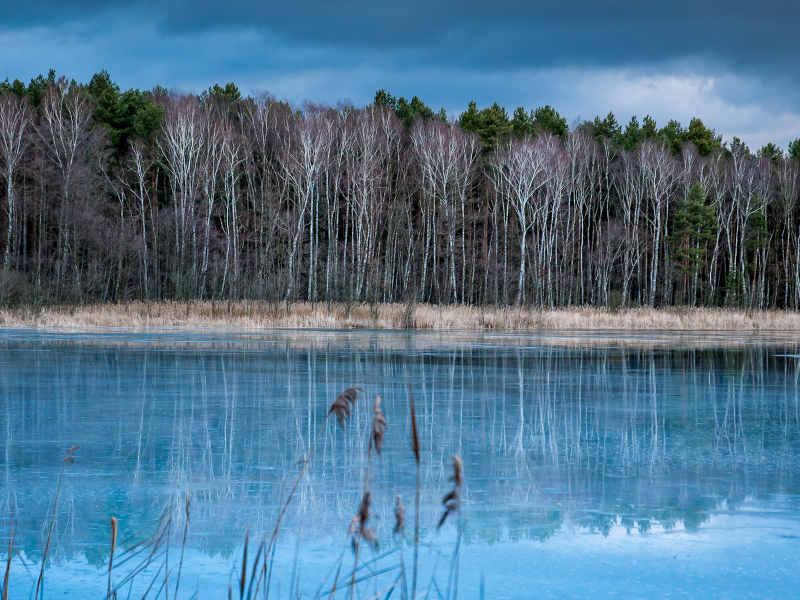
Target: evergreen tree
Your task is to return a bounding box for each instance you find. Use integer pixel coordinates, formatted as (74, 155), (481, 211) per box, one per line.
(87, 71), (162, 155)
(459, 101), (512, 150)
(730, 136), (750, 156)
(789, 138), (800, 161)
(621, 116), (642, 151)
(130, 93), (164, 146)
(532, 105), (567, 137)
(658, 119), (684, 156)
(669, 183), (718, 303)
(373, 88), (396, 108)
(511, 106), (534, 137)
(25, 69), (57, 108)
(683, 118), (721, 156)
(592, 112), (621, 144)
(641, 115), (658, 139)
(759, 142), (782, 161)
(373, 90), (443, 128)
(0, 77), (27, 98)
(202, 82), (242, 104)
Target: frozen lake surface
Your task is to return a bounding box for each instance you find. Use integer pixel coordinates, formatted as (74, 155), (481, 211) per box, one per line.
(2, 328), (800, 598)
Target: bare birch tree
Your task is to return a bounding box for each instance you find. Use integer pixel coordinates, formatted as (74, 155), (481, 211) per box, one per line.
(0, 93), (31, 271)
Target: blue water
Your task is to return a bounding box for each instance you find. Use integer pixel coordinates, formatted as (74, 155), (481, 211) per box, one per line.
(1, 329), (800, 599)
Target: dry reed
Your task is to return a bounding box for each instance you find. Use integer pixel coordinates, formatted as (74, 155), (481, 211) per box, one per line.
(329, 387), (362, 431)
(408, 388), (421, 600)
(107, 516), (117, 600)
(173, 492), (190, 600)
(35, 445), (79, 600)
(8, 382), (470, 599)
(243, 386), (362, 600)
(393, 496), (405, 536)
(349, 492), (377, 553)
(440, 456), (464, 600)
(239, 530), (249, 599)
(393, 496), (407, 600)
(438, 456), (463, 530)
(6, 301), (800, 332)
(371, 397), (387, 456)
(2, 505), (12, 600)
(350, 396), (386, 599)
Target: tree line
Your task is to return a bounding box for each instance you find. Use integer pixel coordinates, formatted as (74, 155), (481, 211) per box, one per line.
(1, 70), (800, 309)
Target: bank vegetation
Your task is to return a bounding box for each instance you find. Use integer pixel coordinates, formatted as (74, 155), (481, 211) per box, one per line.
(2, 301), (800, 331)
(2, 73), (800, 313)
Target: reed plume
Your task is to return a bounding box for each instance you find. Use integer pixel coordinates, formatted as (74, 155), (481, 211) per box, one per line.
(409, 392), (420, 464)
(438, 455), (463, 530)
(329, 387), (363, 430)
(107, 516), (117, 600)
(35, 445), (79, 600)
(348, 490), (378, 600)
(394, 495), (405, 535)
(371, 397), (387, 455)
(278, 385), (361, 531)
(349, 492), (377, 553)
(362, 396), (384, 496)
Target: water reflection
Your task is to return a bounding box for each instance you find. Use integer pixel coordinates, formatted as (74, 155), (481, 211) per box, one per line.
(1, 330), (800, 595)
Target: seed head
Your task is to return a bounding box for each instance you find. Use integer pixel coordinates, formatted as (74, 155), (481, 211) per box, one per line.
(393, 495), (405, 535)
(409, 389), (420, 464)
(438, 455), (464, 530)
(349, 491), (378, 551)
(450, 455), (463, 488)
(328, 387), (362, 430)
(372, 397), (387, 455)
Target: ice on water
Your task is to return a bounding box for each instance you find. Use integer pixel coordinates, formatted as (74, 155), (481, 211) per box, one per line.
(2, 329), (800, 597)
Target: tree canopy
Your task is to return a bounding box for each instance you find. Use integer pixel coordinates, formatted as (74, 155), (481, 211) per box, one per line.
(0, 70), (798, 313)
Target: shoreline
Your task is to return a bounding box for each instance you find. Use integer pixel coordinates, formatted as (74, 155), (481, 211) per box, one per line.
(2, 301), (800, 332)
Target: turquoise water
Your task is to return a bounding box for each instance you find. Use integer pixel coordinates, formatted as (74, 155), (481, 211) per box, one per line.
(2, 329), (800, 598)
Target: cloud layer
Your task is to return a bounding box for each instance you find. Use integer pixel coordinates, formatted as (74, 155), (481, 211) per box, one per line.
(1, 0), (798, 148)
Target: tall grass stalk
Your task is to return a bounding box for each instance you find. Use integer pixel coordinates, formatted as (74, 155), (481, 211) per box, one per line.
(265, 538), (276, 600)
(34, 445), (79, 600)
(394, 496), (407, 600)
(439, 456), (463, 600)
(239, 530), (249, 599)
(164, 509), (172, 599)
(349, 397), (385, 599)
(248, 387), (361, 600)
(2, 504), (13, 600)
(408, 389), (420, 600)
(173, 492), (190, 600)
(108, 511), (171, 594)
(108, 516), (117, 600)
(275, 386), (359, 540)
(312, 548), (346, 599)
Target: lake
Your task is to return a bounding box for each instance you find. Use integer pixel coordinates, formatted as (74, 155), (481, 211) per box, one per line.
(2, 329), (800, 599)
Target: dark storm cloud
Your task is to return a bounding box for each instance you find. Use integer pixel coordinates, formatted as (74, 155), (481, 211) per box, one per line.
(2, 0), (800, 148)
(4, 0), (799, 73)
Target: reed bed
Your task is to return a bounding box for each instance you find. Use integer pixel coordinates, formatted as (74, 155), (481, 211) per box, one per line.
(3, 301), (800, 331)
(2, 384), (465, 600)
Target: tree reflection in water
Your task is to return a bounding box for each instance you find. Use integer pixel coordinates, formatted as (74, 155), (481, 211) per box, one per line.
(1, 330), (799, 590)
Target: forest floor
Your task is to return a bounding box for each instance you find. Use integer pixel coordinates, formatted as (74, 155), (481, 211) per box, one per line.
(2, 301), (800, 331)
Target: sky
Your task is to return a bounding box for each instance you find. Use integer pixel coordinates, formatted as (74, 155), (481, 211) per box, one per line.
(1, 0), (798, 150)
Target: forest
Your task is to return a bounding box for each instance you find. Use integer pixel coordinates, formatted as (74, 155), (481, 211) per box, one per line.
(1, 70), (800, 310)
